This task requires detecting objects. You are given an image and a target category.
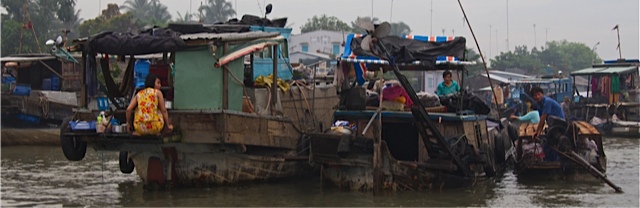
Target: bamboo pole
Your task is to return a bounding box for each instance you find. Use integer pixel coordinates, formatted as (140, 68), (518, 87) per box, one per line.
(373, 67), (384, 193)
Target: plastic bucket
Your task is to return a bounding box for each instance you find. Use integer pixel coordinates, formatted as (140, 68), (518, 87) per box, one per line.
(41, 78), (52, 90)
(134, 59), (151, 88)
(51, 75), (60, 91)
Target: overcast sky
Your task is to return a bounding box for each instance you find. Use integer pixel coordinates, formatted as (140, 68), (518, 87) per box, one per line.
(75, 0), (639, 61)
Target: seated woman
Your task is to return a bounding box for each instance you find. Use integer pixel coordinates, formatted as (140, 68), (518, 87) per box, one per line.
(510, 105), (540, 124)
(126, 74), (173, 136)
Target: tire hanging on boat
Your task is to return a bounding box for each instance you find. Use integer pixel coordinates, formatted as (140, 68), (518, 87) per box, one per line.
(507, 124), (519, 142)
(60, 117), (87, 161)
(494, 134), (506, 163)
(119, 151), (135, 174)
(483, 142), (497, 177)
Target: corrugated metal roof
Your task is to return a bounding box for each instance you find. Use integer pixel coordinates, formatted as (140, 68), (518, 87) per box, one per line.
(488, 70), (532, 79)
(180, 31), (280, 41)
(479, 73), (511, 83)
(0, 55), (65, 62)
(514, 79), (565, 84)
(571, 66), (638, 76)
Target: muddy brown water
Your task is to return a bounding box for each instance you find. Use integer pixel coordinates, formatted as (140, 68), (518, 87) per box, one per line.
(1, 138), (638, 207)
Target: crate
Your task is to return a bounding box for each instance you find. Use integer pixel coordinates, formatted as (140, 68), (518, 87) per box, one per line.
(70, 121), (97, 131)
(12, 84), (31, 96)
(97, 97), (110, 111)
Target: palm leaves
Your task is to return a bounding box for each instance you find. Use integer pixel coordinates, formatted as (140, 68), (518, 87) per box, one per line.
(198, 0), (236, 24)
(120, 0), (171, 26)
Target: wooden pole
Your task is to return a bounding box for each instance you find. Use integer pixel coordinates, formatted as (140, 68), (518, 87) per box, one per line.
(615, 26), (622, 59)
(373, 67), (384, 193)
(222, 43), (229, 110)
(38, 60), (64, 79)
(80, 51), (87, 107)
(271, 45), (278, 115)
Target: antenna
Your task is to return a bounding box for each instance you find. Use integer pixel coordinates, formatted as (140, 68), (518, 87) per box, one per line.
(256, 0), (263, 15)
(612, 25), (622, 59)
(389, 0), (394, 22)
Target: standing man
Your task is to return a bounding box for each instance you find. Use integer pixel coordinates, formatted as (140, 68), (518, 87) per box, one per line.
(436, 70), (460, 96)
(561, 96), (571, 121)
(530, 86), (565, 140)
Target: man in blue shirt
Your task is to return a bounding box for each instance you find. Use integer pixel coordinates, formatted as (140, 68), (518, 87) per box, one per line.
(436, 70), (460, 96)
(530, 86), (565, 140)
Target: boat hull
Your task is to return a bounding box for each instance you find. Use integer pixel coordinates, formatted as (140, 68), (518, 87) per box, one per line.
(311, 133), (488, 191)
(0, 127), (60, 146)
(515, 121), (607, 178)
(129, 149), (311, 188)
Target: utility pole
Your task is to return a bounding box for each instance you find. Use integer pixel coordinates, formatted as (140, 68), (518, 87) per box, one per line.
(496, 29), (499, 55)
(533, 24), (537, 48)
(430, 0), (433, 36)
(390, 0), (394, 22)
(489, 25), (492, 59)
(545, 28), (548, 45)
(506, 0), (510, 51)
(591, 42), (600, 64)
(442, 29), (445, 36)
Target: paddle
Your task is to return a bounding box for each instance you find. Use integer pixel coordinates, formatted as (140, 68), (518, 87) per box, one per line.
(536, 136), (623, 193)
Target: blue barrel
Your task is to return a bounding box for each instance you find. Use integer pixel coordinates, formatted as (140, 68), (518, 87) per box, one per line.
(41, 78), (52, 90)
(50, 75), (60, 91)
(134, 59), (151, 88)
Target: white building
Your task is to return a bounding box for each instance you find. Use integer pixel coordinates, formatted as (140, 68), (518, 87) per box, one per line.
(288, 30), (348, 64)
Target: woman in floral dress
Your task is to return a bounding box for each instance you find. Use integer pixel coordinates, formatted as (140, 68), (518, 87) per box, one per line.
(126, 74), (173, 135)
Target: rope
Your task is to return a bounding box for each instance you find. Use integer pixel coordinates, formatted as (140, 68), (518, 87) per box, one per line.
(224, 66), (255, 113)
(39, 95), (50, 118)
(289, 80), (312, 115)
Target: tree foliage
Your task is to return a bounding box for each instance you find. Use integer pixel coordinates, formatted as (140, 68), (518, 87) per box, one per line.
(351, 16), (379, 33)
(78, 4), (142, 37)
(389, 22), (411, 36)
(120, 0), (171, 27)
(491, 41), (601, 75)
(198, 0), (235, 24)
(173, 10), (194, 23)
(300, 15), (352, 33)
(1, 0), (80, 55)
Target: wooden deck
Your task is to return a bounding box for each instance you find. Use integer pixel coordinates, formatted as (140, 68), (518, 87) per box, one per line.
(518, 121), (600, 138)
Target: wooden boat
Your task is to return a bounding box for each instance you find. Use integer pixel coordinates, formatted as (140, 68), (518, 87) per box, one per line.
(308, 32), (516, 191)
(515, 120), (606, 177)
(570, 58), (640, 137)
(58, 19), (338, 189)
(1, 55), (82, 145)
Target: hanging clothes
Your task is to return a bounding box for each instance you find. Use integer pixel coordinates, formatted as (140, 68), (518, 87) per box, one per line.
(590, 77), (599, 94)
(611, 75), (620, 93)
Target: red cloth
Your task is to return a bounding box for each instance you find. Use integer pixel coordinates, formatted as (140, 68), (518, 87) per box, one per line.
(382, 85), (413, 107)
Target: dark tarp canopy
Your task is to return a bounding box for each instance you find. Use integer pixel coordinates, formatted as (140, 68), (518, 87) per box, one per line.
(349, 35), (466, 66)
(86, 28), (186, 55)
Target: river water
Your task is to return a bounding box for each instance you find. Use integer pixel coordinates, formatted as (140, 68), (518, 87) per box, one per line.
(1, 137), (638, 207)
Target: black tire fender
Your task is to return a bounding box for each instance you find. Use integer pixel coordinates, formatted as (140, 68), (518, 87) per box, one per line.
(507, 124), (519, 142)
(119, 151), (135, 174)
(494, 134), (506, 163)
(60, 117), (87, 161)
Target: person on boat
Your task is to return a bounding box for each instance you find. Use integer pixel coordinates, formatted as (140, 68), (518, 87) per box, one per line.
(530, 86), (565, 140)
(126, 74), (173, 136)
(561, 96), (571, 121)
(436, 70), (460, 96)
(510, 105), (540, 124)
